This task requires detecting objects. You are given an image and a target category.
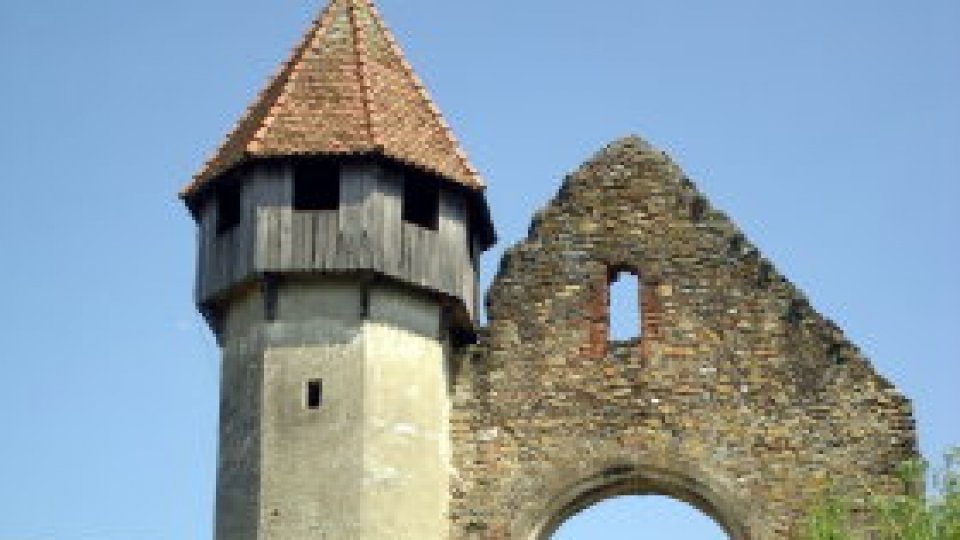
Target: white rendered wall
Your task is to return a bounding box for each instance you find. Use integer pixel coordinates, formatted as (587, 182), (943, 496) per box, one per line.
(216, 278), (450, 540)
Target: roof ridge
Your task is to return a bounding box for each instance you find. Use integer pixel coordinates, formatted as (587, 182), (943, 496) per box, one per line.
(253, 5), (342, 152)
(348, 0), (379, 149)
(362, 0), (481, 183)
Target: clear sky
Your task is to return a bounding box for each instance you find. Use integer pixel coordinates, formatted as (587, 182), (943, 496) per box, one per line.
(0, 1), (957, 538)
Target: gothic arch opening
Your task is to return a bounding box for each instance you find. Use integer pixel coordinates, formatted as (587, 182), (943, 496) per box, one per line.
(526, 464), (750, 540)
(551, 495), (728, 539)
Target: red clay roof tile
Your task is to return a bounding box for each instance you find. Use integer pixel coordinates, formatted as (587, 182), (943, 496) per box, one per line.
(181, 0), (482, 198)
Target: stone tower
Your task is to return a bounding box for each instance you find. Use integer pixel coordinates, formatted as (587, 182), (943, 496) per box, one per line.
(180, 1), (494, 538)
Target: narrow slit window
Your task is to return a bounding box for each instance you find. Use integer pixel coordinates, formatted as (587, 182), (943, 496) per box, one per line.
(305, 379), (323, 409)
(216, 183), (243, 234)
(294, 160), (340, 211)
(401, 172), (440, 230)
(609, 270), (641, 341)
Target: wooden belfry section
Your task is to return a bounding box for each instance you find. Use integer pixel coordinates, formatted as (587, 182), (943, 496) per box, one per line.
(183, 1), (916, 539)
(181, 0), (494, 335)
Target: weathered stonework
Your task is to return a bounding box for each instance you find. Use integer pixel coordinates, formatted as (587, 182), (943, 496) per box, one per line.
(449, 137), (916, 539)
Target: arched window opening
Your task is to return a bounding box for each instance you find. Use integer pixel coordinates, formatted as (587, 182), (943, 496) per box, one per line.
(608, 270), (641, 342)
(551, 495), (729, 539)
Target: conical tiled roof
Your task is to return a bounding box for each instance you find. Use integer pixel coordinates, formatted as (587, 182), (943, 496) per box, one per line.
(181, 0), (482, 198)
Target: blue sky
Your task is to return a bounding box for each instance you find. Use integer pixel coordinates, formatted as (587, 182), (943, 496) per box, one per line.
(0, 1), (956, 538)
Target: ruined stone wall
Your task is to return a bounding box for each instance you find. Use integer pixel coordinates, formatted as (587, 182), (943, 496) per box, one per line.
(449, 137), (916, 539)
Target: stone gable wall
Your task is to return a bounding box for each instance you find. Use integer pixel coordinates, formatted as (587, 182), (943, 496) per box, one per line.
(449, 137), (916, 539)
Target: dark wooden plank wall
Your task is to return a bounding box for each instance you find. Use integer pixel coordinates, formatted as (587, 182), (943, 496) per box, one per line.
(196, 162), (477, 319)
(196, 162), (290, 303)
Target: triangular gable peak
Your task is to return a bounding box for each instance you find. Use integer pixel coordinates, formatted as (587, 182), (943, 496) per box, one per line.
(182, 0), (481, 199)
(458, 136), (915, 537)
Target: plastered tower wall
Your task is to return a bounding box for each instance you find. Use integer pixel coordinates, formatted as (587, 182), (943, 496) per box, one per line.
(449, 137), (917, 539)
(217, 278), (451, 540)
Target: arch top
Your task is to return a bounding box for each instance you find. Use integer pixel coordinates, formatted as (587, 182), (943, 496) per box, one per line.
(524, 460), (753, 540)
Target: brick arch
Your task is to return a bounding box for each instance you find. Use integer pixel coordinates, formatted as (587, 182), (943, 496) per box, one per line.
(450, 137), (915, 539)
(526, 459), (752, 540)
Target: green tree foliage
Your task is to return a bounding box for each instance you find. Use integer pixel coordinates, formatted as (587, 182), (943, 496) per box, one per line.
(803, 449), (960, 540)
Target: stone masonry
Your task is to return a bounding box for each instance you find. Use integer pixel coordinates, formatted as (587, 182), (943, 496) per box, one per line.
(449, 136), (917, 539)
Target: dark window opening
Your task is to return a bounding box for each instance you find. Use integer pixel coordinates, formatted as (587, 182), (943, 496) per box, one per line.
(609, 269), (641, 341)
(402, 172), (440, 230)
(306, 379), (323, 409)
(216, 183), (243, 234)
(294, 160), (340, 211)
